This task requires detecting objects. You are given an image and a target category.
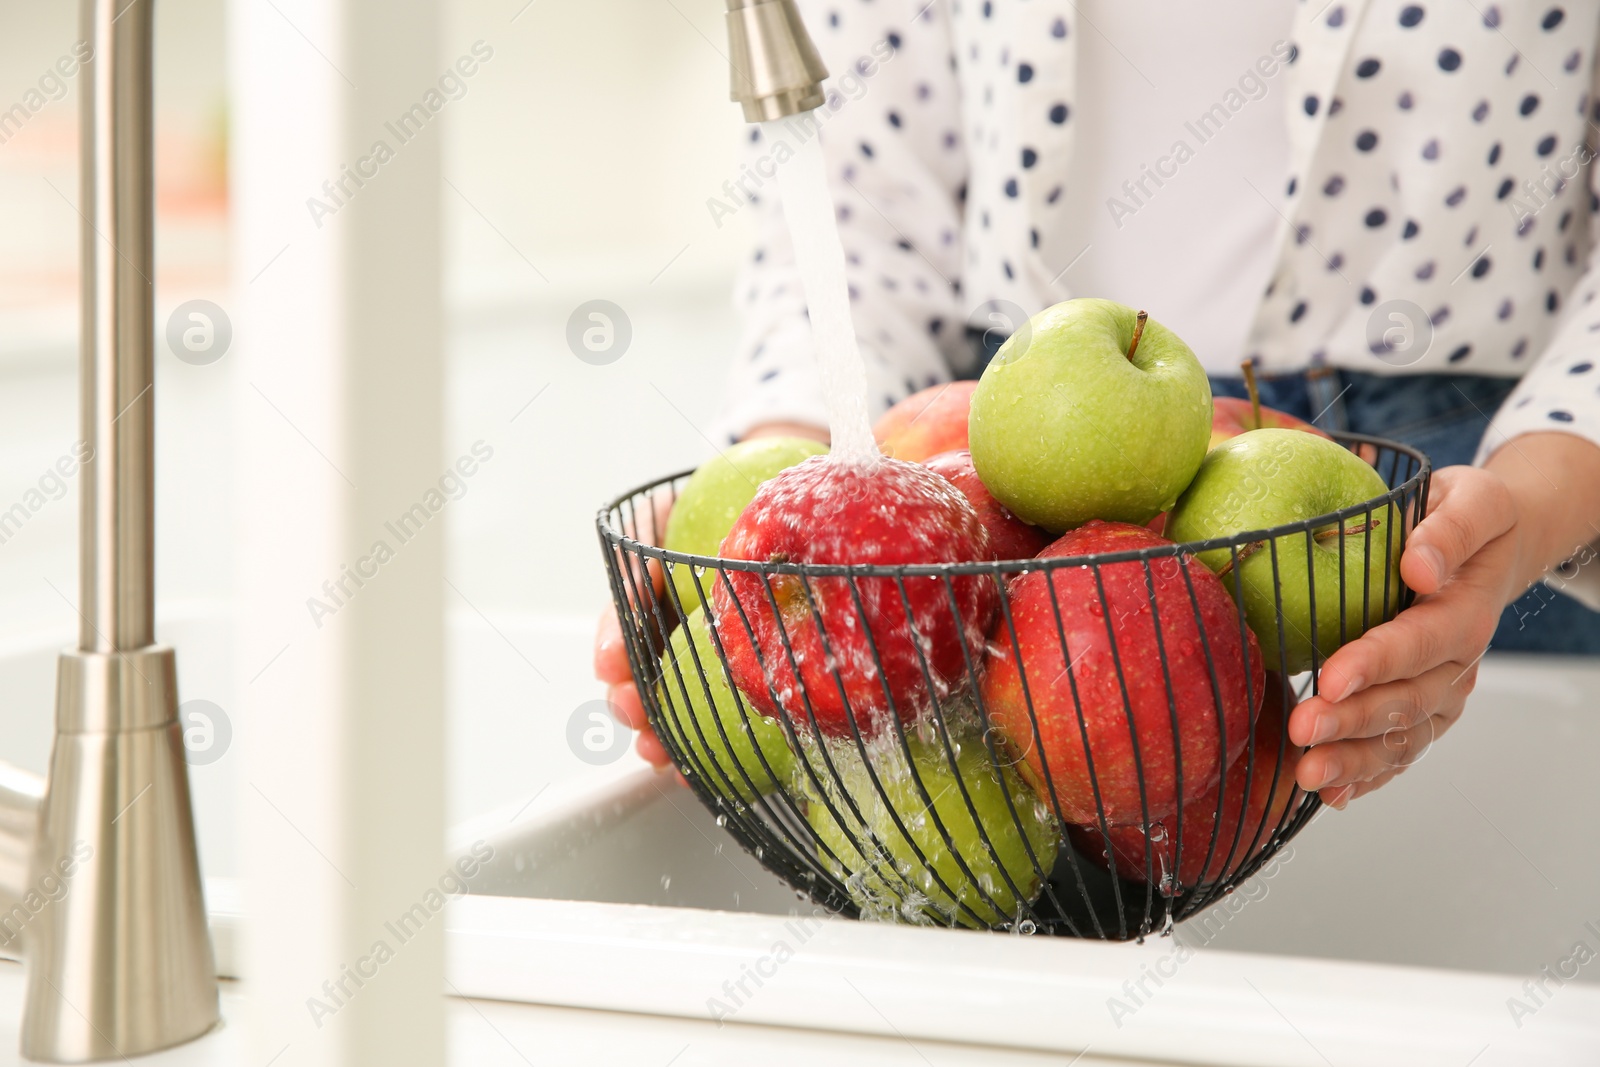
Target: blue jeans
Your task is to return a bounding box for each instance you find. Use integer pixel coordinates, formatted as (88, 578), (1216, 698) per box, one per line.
(1209, 369), (1600, 655)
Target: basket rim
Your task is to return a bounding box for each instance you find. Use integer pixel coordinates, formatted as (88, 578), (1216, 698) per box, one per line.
(596, 430), (1431, 577)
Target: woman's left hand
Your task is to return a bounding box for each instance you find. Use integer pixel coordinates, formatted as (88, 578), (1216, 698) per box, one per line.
(1289, 432), (1600, 808)
(1287, 465), (1521, 808)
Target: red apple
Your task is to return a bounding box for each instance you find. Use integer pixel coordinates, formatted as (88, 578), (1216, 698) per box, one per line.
(924, 450), (1051, 562)
(980, 520), (1263, 828)
(873, 382), (977, 463)
(1209, 396), (1332, 451)
(712, 455), (999, 739)
(1067, 674), (1302, 893)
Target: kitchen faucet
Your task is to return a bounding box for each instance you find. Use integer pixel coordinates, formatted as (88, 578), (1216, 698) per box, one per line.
(725, 0), (831, 121)
(0, 0), (219, 1061)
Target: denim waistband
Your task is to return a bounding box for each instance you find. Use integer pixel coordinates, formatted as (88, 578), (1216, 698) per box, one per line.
(1209, 367), (1517, 469)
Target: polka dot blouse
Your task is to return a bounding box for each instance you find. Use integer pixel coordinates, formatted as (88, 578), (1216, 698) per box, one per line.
(718, 0), (1600, 474)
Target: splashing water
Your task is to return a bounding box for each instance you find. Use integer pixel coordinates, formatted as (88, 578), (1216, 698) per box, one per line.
(765, 120), (878, 462)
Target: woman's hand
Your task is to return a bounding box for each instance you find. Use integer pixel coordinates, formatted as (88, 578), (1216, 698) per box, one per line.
(594, 487), (676, 767)
(593, 421), (831, 771)
(1289, 433), (1600, 808)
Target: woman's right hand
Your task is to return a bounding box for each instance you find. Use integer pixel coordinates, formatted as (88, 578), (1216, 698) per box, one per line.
(594, 421), (830, 770)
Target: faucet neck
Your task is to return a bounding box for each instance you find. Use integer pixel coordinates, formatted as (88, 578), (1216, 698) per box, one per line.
(78, 0), (156, 653)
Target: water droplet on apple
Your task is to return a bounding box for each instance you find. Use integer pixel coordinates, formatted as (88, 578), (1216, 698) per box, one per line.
(1088, 600), (1105, 618)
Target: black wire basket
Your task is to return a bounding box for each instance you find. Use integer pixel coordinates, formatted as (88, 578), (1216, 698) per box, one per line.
(597, 433), (1431, 940)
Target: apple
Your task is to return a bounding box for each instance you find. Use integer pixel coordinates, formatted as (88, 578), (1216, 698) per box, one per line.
(711, 455), (999, 739)
(806, 734), (1059, 928)
(1210, 396), (1332, 451)
(968, 299), (1212, 532)
(873, 381), (977, 463)
(1067, 673), (1302, 893)
(658, 609), (796, 801)
(923, 450), (1052, 562)
(1165, 428), (1402, 675)
(979, 520), (1263, 828)
(662, 436), (828, 615)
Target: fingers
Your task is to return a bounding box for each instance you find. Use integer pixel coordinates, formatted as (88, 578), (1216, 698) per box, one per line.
(615, 485), (672, 612)
(1294, 664), (1473, 798)
(1315, 517), (1512, 699)
(1320, 768), (1399, 810)
(1313, 580), (1498, 699)
(605, 486), (686, 776)
(1295, 716), (1439, 797)
(636, 726), (672, 767)
(609, 682), (675, 769)
(615, 556), (667, 614)
(594, 607), (633, 685)
(1401, 466), (1515, 595)
(608, 682), (647, 730)
(1289, 661), (1472, 746)
(602, 484), (682, 684)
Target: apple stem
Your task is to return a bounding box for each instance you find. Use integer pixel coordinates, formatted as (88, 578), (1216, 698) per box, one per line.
(1215, 539), (1266, 578)
(1127, 311), (1149, 362)
(1241, 360), (1263, 430)
(1313, 518), (1381, 544)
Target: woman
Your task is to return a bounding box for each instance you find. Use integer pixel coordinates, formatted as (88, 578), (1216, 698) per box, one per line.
(598, 0), (1600, 808)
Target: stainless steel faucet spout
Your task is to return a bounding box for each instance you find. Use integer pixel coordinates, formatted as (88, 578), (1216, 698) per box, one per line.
(16, 0), (221, 1060)
(725, 0), (830, 121)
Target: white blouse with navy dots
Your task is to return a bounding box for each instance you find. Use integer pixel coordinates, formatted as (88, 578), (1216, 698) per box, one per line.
(717, 0), (1600, 486)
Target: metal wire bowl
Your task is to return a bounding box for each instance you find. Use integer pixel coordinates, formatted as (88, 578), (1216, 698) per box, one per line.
(597, 433), (1431, 940)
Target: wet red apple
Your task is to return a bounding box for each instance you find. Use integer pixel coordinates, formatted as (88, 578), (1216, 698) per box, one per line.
(980, 520), (1263, 828)
(1067, 674), (1302, 893)
(712, 455), (998, 739)
(873, 382), (977, 463)
(1209, 396), (1331, 451)
(924, 450), (1051, 562)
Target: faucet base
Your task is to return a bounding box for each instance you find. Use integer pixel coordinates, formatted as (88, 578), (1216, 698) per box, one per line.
(21, 648), (219, 1063)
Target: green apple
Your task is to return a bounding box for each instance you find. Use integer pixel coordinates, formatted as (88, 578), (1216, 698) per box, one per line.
(662, 437), (828, 614)
(805, 735), (1059, 928)
(1166, 428), (1402, 674)
(658, 609), (796, 801)
(968, 299), (1212, 532)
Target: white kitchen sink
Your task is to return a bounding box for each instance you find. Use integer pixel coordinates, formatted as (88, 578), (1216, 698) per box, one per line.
(442, 654), (1600, 1066)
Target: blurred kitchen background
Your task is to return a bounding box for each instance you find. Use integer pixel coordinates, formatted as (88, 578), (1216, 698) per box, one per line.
(0, 0), (749, 878)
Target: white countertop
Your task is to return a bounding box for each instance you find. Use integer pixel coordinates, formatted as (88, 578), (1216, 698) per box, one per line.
(0, 962), (1171, 1067)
